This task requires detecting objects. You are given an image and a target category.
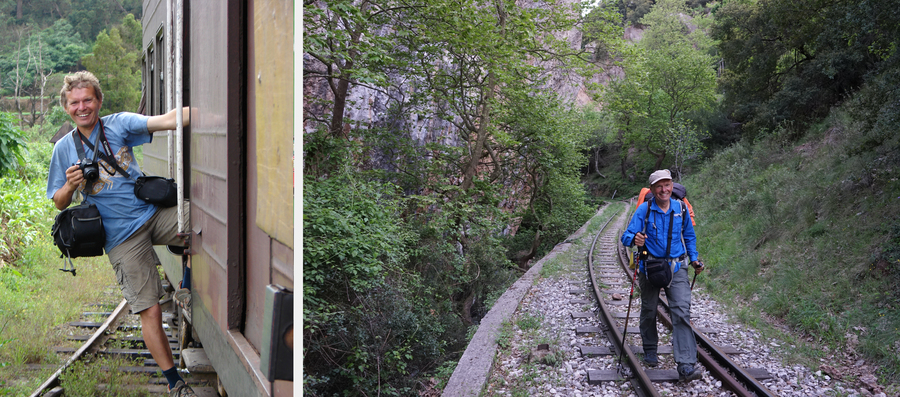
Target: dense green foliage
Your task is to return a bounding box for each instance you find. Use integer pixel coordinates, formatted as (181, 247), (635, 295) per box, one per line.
(82, 14), (142, 115)
(602, 0), (717, 179)
(711, 0), (900, 137)
(689, 105), (900, 382)
(0, 0), (142, 44)
(304, 0), (609, 394)
(682, 0), (900, 384)
(0, 112), (26, 177)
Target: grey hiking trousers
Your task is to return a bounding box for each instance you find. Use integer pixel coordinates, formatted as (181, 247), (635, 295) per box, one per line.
(638, 265), (697, 365)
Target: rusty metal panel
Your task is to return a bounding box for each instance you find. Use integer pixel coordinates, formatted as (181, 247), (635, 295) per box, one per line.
(244, 83), (267, 348)
(192, 251), (228, 331)
(189, 0), (232, 334)
(141, 0), (165, 59)
(272, 240), (293, 289)
(253, 0), (294, 249)
(193, 296), (269, 397)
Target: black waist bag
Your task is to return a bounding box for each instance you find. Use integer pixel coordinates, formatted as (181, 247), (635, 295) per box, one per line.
(644, 258), (673, 288)
(52, 202), (106, 259)
(134, 176), (177, 208)
(641, 200), (679, 289)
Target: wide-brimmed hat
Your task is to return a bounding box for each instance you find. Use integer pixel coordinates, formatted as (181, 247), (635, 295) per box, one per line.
(649, 169), (672, 186)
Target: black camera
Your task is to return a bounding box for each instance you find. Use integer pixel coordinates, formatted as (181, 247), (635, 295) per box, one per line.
(77, 159), (100, 182)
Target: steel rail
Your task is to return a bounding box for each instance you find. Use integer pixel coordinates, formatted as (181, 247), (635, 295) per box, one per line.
(587, 210), (659, 397)
(30, 299), (131, 397)
(613, 242), (776, 397)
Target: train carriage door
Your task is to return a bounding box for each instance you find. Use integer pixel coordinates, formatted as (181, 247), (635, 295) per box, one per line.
(244, 1), (294, 394)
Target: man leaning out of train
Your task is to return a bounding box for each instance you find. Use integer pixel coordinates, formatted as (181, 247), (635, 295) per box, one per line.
(46, 71), (197, 397)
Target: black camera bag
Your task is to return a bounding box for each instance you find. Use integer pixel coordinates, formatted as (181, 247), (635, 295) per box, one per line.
(644, 258), (673, 289)
(134, 175), (177, 208)
(52, 202), (105, 259)
(85, 120), (179, 208)
(49, 130), (108, 276)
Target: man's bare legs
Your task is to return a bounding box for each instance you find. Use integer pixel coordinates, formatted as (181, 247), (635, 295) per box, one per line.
(139, 303), (175, 370)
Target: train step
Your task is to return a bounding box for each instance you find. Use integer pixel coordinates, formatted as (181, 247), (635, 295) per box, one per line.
(182, 348), (216, 374)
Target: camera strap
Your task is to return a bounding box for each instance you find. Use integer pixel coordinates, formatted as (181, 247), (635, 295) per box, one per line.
(77, 119), (132, 179)
(71, 128), (102, 194)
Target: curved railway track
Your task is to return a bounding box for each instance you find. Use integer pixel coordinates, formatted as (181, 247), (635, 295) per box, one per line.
(584, 202), (778, 396)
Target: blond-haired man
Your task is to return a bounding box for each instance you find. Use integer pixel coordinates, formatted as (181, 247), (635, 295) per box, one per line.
(47, 71), (195, 396)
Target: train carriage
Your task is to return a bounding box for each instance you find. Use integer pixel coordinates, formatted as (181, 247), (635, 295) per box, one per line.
(141, 1), (294, 395)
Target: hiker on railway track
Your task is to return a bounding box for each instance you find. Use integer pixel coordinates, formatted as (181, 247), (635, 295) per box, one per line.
(46, 71), (197, 397)
(620, 169), (705, 382)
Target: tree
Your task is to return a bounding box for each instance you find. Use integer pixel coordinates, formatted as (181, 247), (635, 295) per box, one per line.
(303, 0), (618, 393)
(710, 0), (898, 137)
(0, 19), (90, 126)
(604, 0), (716, 171)
(81, 15), (142, 115)
(40, 19), (91, 72)
(303, 0), (399, 142)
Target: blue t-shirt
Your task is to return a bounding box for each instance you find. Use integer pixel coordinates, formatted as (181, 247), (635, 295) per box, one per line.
(620, 198), (698, 273)
(46, 112), (157, 252)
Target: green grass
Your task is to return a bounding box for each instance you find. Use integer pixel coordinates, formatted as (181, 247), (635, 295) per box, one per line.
(61, 356), (151, 397)
(688, 108), (900, 382)
(0, 139), (133, 395)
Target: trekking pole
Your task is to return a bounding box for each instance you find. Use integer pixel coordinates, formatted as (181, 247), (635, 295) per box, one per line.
(617, 247), (643, 372)
(690, 260), (704, 291)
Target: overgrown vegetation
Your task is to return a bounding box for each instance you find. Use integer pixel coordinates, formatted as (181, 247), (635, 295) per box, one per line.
(303, 0), (897, 393)
(0, 116), (125, 395)
(303, 0), (610, 394)
(60, 356), (151, 397)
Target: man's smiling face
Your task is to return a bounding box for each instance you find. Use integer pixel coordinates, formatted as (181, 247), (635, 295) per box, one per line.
(65, 86), (102, 134)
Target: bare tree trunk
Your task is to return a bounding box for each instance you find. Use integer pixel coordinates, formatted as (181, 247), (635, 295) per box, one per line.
(593, 147), (606, 178)
(28, 35), (50, 127)
(110, 0), (127, 13)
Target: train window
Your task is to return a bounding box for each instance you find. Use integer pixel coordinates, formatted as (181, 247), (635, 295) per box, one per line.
(144, 45), (154, 115)
(156, 33), (165, 115)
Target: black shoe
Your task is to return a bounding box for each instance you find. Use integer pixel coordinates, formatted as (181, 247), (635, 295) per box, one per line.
(642, 351), (658, 367)
(678, 363), (701, 382)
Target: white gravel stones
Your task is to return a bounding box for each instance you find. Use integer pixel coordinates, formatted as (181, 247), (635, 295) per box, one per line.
(482, 211), (883, 397)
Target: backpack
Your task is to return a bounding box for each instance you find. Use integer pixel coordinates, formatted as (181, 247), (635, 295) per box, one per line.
(636, 182), (695, 226)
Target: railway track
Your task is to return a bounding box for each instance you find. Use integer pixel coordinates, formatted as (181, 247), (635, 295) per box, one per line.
(28, 286), (215, 396)
(582, 203), (778, 396)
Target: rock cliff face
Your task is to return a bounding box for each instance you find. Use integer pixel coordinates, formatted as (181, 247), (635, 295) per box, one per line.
(302, 1), (635, 144)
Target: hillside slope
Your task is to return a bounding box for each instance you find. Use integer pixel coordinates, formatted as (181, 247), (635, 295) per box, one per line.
(686, 107), (900, 383)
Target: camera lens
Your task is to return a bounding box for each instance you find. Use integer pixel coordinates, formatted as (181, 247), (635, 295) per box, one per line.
(81, 160), (99, 181)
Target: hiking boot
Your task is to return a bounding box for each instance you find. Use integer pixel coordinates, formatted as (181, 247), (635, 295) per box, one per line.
(678, 363), (701, 382)
(174, 288), (192, 309)
(168, 380), (197, 397)
(642, 351), (658, 367)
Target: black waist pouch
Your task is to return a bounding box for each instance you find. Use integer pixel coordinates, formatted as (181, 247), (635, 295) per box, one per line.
(644, 258), (673, 288)
(52, 202), (105, 259)
(134, 176), (177, 208)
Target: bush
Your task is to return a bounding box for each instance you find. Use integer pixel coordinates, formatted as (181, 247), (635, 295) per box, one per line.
(304, 169), (452, 396)
(0, 113), (27, 177)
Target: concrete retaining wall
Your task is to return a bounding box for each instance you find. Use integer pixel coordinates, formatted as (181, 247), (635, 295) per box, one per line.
(441, 205), (608, 397)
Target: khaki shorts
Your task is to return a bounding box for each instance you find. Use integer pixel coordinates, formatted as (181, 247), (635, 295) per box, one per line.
(107, 205), (189, 313)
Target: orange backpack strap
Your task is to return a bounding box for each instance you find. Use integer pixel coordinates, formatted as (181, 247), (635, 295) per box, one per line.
(683, 197), (696, 226)
(636, 187), (651, 210)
